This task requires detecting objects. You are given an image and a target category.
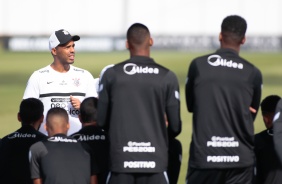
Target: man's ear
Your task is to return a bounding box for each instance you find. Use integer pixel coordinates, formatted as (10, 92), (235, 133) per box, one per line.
(17, 113), (21, 122)
(51, 48), (57, 55)
(241, 36), (246, 45)
(149, 38), (153, 46)
(44, 124), (48, 131)
(219, 32), (223, 42)
(39, 115), (44, 124)
(126, 40), (129, 49)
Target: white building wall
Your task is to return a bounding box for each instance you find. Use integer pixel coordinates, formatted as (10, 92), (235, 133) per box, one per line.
(0, 0), (281, 36)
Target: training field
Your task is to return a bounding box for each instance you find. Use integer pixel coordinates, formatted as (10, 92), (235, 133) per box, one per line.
(0, 50), (282, 183)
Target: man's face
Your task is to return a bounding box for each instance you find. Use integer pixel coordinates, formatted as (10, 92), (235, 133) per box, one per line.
(55, 40), (76, 65)
(262, 112), (274, 129)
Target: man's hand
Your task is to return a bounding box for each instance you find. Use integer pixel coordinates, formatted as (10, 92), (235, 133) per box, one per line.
(70, 95), (81, 110)
(249, 107), (257, 114)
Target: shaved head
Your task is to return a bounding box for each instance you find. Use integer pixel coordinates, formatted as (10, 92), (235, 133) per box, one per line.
(127, 23), (151, 49)
(46, 107), (69, 136)
(221, 15), (247, 44)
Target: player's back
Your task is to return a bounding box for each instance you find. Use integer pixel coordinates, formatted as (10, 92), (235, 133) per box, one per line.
(99, 55), (181, 173)
(186, 48), (262, 169)
(29, 134), (97, 184)
(0, 126), (46, 184)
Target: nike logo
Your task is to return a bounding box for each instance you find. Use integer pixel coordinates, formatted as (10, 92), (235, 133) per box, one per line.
(47, 81), (53, 84)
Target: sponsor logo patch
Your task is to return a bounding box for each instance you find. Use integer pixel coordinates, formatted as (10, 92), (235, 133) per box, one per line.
(72, 134), (106, 141)
(207, 156), (240, 162)
(123, 63), (159, 75)
(73, 78), (80, 87)
(123, 141), (155, 153)
(48, 136), (77, 143)
(207, 55), (243, 69)
(207, 136), (239, 147)
(124, 161), (156, 168)
(8, 132), (36, 139)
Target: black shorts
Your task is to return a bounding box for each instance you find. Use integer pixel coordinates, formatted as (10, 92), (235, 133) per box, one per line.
(186, 166), (254, 184)
(107, 172), (169, 184)
(168, 138), (182, 184)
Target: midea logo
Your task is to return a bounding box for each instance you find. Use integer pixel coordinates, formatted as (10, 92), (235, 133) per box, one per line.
(207, 55), (243, 69)
(123, 63), (159, 75)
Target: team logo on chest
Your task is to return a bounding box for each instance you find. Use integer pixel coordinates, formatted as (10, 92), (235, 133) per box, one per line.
(73, 78), (81, 87)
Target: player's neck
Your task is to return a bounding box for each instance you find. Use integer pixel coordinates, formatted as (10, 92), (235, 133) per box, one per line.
(50, 62), (70, 73)
(129, 48), (150, 58)
(220, 44), (240, 54)
(82, 121), (97, 127)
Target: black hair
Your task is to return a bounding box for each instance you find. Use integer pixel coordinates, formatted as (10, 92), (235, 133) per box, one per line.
(19, 98), (44, 125)
(126, 23), (150, 46)
(261, 95), (281, 114)
(79, 97), (98, 123)
(46, 107), (68, 122)
(221, 15), (247, 43)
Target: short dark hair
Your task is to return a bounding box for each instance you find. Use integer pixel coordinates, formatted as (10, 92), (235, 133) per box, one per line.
(19, 98), (44, 125)
(127, 23), (150, 46)
(221, 15), (247, 43)
(261, 95), (281, 114)
(80, 97), (98, 123)
(46, 107), (69, 123)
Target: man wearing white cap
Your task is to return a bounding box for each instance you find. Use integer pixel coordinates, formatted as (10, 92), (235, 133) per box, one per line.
(23, 29), (98, 135)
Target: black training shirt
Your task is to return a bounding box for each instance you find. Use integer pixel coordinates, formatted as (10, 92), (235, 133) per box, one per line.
(29, 134), (98, 184)
(186, 48), (262, 169)
(0, 125), (46, 184)
(71, 126), (109, 173)
(98, 56), (182, 173)
(255, 128), (282, 184)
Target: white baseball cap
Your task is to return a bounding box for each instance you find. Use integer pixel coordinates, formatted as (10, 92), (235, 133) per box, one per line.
(49, 29), (80, 51)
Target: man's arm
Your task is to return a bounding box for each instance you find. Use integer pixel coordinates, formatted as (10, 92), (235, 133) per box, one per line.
(33, 178), (42, 184)
(97, 69), (112, 129)
(165, 71), (182, 138)
(185, 60), (197, 112)
(90, 175), (98, 184)
(250, 68), (263, 120)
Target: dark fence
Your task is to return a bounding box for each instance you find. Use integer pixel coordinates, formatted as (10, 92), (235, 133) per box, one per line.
(2, 36), (282, 52)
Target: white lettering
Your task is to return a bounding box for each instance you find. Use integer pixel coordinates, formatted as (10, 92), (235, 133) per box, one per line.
(123, 63), (159, 75)
(207, 156), (240, 162)
(207, 55), (243, 69)
(123, 146), (155, 152)
(208, 136), (239, 147)
(124, 161), (156, 168)
(207, 141), (239, 147)
(127, 141), (151, 147)
(75, 134), (106, 141)
(48, 137), (77, 143)
(8, 132), (36, 139)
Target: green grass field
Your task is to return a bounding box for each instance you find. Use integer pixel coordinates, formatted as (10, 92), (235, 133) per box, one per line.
(0, 49), (282, 183)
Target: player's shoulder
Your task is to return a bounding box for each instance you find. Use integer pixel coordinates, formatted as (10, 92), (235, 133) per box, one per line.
(70, 65), (94, 79)
(1, 128), (22, 140)
(35, 131), (48, 139)
(34, 65), (51, 74)
(71, 65), (86, 73)
(30, 140), (45, 151)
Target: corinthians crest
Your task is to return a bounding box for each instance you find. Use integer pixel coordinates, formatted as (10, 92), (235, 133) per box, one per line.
(72, 78), (80, 87)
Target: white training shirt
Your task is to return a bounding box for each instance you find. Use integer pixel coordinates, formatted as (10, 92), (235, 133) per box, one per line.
(23, 65), (98, 135)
